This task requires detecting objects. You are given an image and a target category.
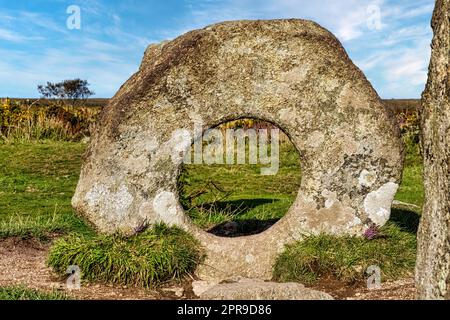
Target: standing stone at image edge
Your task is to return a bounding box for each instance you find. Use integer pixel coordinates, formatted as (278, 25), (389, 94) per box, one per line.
(72, 19), (403, 280)
(416, 0), (450, 300)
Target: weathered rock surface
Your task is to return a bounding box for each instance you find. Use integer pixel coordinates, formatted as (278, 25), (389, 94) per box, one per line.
(192, 280), (220, 297)
(72, 19), (403, 280)
(416, 0), (450, 300)
(198, 278), (333, 300)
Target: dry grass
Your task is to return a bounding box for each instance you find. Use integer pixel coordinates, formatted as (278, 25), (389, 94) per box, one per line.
(0, 99), (100, 142)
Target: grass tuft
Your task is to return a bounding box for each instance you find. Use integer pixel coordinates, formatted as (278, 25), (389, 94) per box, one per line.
(273, 211), (418, 285)
(0, 286), (68, 300)
(47, 224), (204, 288)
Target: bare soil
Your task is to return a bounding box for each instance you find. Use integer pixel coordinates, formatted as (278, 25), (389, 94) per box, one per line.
(0, 238), (416, 300)
(310, 274), (416, 300)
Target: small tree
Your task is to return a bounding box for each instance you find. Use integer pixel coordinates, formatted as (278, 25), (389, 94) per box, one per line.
(37, 79), (94, 109)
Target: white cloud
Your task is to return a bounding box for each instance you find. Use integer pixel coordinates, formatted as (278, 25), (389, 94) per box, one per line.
(112, 14), (121, 26)
(380, 24), (431, 46)
(181, 0), (387, 42)
(386, 50), (429, 85)
(0, 3), (156, 97)
(383, 2), (435, 20)
(355, 40), (431, 98)
(0, 44), (139, 98)
(0, 0), (435, 98)
(356, 51), (392, 70)
(17, 11), (69, 34)
(0, 27), (44, 42)
(0, 28), (26, 42)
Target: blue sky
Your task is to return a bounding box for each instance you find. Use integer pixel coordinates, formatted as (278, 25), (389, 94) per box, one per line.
(0, 0), (434, 98)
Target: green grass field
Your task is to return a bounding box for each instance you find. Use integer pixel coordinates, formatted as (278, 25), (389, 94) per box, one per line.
(0, 141), (92, 239)
(394, 143), (424, 206)
(178, 141), (302, 234)
(0, 139), (424, 286)
(0, 139), (424, 238)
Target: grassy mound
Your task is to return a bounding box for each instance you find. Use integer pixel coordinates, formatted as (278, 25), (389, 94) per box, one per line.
(273, 213), (418, 284)
(48, 224), (204, 287)
(0, 286), (68, 300)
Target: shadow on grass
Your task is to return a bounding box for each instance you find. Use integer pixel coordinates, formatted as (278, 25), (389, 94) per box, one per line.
(201, 198), (281, 237)
(390, 208), (421, 234)
(208, 218), (280, 237)
(206, 205), (421, 238)
(201, 198), (278, 214)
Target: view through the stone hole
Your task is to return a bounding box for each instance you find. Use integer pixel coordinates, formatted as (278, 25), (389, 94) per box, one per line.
(177, 118), (301, 237)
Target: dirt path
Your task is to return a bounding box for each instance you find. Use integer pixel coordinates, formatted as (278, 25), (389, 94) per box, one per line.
(0, 238), (194, 300)
(0, 238), (416, 300)
(311, 275), (416, 300)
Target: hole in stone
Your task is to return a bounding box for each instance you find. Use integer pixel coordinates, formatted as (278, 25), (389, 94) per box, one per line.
(177, 118), (301, 237)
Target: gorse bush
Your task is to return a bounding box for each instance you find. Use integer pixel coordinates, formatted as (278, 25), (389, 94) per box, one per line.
(47, 224), (204, 287)
(0, 98), (99, 142)
(397, 110), (421, 156)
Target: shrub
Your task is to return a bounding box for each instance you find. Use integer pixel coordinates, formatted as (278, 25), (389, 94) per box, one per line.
(0, 98), (100, 142)
(397, 111), (421, 156)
